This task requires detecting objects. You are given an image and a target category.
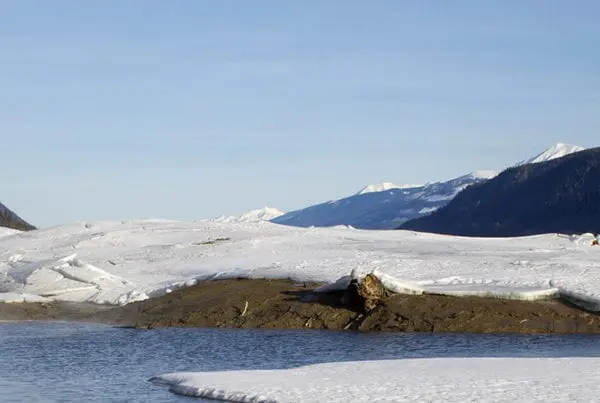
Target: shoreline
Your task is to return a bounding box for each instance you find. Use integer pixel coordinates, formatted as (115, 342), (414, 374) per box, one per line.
(2, 278), (600, 334)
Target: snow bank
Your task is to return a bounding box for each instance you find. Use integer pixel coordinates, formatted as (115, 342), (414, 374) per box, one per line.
(422, 283), (559, 300)
(316, 269), (556, 301)
(313, 268), (425, 295)
(0, 292), (50, 303)
(2, 220), (600, 308)
(151, 357), (600, 402)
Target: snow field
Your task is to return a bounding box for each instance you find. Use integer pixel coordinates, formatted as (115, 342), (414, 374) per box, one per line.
(0, 220), (600, 309)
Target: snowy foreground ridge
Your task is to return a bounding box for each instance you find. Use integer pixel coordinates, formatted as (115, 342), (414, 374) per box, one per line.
(1, 220), (600, 308)
(152, 358), (600, 402)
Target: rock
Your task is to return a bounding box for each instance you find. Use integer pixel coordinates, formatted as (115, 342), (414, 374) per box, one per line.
(342, 273), (387, 313)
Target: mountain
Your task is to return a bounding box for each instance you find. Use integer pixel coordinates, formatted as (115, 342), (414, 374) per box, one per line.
(272, 171), (496, 229)
(400, 146), (597, 237)
(271, 143), (585, 230)
(212, 207), (285, 224)
(0, 201), (35, 231)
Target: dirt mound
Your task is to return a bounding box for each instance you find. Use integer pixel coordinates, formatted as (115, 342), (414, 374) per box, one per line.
(3, 279), (600, 334)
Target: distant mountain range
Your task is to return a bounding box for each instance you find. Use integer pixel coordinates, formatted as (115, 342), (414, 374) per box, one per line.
(400, 146), (599, 237)
(0, 202), (35, 231)
(270, 143), (585, 230)
(4, 143), (585, 234)
(211, 207), (285, 224)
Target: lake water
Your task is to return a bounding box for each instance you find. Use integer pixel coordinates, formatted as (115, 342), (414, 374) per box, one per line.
(2, 322), (600, 402)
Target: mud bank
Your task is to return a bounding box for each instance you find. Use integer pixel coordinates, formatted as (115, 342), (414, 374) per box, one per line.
(3, 278), (600, 334)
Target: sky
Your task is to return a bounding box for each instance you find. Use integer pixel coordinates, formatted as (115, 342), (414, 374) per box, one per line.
(1, 1), (599, 227)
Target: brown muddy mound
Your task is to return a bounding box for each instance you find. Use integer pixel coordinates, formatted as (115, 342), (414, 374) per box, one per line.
(99, 278), (600, 333)
(3, 278), (600, 334)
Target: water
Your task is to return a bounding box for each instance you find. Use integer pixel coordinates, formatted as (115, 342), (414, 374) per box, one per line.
(2, 322), (600, 402)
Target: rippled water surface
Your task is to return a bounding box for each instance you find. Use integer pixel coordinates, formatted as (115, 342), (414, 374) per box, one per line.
(2, 322), (600, 402)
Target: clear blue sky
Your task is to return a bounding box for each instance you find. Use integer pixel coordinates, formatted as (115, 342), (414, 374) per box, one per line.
(2, 1), (599, 227)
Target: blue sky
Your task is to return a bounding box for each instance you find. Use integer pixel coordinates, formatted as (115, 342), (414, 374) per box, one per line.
(2, 1), (599, 226)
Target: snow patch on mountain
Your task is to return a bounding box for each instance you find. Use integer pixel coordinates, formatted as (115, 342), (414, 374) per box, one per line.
(516, 143), (585, 166)
(355, 182), (422, 195)
(466, 170), (497, 179)
(212, 207), (285, 224)
(419, 207), (439, 215)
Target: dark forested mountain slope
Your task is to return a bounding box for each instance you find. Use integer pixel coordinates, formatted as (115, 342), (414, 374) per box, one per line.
(400, 147), (600, 237)
(0, 202), (35, 231)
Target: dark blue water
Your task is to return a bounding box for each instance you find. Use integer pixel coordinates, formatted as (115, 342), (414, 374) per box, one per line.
(2, 322), (600, 402)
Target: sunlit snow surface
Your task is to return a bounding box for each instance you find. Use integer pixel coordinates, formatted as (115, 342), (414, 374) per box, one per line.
(0, 228), (20, 238)
(1, 220), (600, 307)
(152, 358), (600, 402)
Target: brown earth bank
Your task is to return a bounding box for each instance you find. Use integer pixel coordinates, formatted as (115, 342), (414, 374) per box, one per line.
(2, 278), (600, 334)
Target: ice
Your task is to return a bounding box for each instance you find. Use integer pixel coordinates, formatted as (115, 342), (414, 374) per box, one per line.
(2, 220), (600, 307)
(151, 357), (600, 402)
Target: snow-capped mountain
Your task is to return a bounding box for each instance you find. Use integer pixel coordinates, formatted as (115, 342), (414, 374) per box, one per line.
(355, 182), (423, 195)
(271, 143), (585, 230)
(0, 201), (35, 231)
(272, 171), (497, 229)
(516, 143), (585, 166)
(212, 207), (285, 224)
